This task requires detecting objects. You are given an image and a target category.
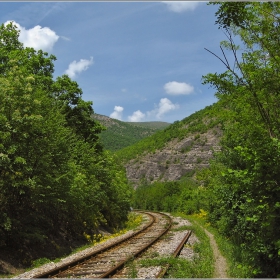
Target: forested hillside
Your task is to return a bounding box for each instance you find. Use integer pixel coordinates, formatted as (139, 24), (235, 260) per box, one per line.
(0, 23), (133, 266)
(116, 102), (222, 186)
(116, 103), (221, 162)
(92, 114), (170, 151)
(130, 2), (280, 277)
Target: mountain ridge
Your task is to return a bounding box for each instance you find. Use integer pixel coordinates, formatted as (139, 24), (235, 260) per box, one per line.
(92, 113), (170, 151)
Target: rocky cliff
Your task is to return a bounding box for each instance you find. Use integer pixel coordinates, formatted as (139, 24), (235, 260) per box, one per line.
(125, 127), (222, 187)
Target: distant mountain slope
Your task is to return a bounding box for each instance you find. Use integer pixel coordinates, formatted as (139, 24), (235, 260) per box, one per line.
(115, 102), (223, 187)
(92, 114), (170, 151)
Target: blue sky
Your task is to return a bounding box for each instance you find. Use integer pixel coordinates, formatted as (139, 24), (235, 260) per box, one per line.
(0, 2), (229, 123)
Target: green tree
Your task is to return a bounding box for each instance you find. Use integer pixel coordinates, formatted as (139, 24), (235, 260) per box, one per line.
(52, 75), (105, 147)
(202, 2), (280, 277)
(0, 22), (133, 263)
(0, 59), (74, 247)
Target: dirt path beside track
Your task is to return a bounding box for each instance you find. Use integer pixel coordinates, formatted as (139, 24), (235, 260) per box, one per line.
(203, 227), (228, 278)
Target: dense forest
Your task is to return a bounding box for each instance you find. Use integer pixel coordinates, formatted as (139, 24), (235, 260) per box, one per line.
(132, 2), (280, 277)
(1, 2), (280, 278)
(133, 175), (205, 214)
(0, 22), (133, 264)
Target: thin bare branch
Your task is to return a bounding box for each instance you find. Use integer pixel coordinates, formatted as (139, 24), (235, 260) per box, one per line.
(220, 45), (230, 68)
(227, 31), (246, 79)
(204, 47), (246, 86)
(204, 47), (229, 69)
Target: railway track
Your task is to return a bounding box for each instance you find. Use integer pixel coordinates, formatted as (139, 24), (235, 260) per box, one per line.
(33, 211), (172, 278)
(112, 223), (192, 278)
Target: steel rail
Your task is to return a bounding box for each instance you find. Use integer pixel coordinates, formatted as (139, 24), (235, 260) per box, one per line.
(99, 211), (172, 278)
(155, 230), (192, 278)
(33, 211), (155, 278)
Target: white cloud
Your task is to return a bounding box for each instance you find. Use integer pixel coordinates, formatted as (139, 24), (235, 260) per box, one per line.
(162, 1), (201, 13)
(156, 98), (178, 118)
(5, 20), (59, 52)
(128, 110), (146, 122)
(65, 57), (94, 79)
(146, 98), (178, 120)
(110, 106), (124, 120)
(164, 81), (194, 95)
(127, 98), (178, 122)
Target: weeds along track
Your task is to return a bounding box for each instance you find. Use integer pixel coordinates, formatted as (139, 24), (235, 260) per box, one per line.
(112, 226), (192, 278)
(155, 230), (192, 278)
(33, 211), (172, 278)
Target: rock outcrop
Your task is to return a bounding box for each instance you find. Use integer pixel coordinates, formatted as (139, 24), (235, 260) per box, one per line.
(125, 128), (222, 187)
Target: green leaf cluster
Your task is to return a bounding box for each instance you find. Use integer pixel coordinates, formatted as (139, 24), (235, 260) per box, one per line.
(132, 177), (209, 215)
(0, 22), (133, 262)
(202, 3), (280, 277)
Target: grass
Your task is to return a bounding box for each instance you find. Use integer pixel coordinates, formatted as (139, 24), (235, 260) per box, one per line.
(17, 211), (253, 278)
(31, 257), (54, 268)
(181, 211), (254, 278)
(213, 229), (254, 278)
(126, 258), (138, 278)
(69, 212), (143, 255)
(19, 212), (144, 275)
(138, 212), (214, 278)
(171, 225), (190, 232)
(0, 273), (15, 279)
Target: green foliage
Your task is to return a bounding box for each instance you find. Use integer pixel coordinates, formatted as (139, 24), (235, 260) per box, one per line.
(52, 75), (105, 147)
(124, 212), (143, 230)
(92, 115), (169, 152)
(171, 225), (190, 232)
(188, 210), (253, 278)
(31, 258), (51, 268)
(140, 213), (214, 278)
(202, 3), (280, 277)
(132, 177), (210, 215)
(0, 22), (133, 263)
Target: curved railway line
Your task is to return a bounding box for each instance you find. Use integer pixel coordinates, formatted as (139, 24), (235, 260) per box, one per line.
(28, 211), (192, 279)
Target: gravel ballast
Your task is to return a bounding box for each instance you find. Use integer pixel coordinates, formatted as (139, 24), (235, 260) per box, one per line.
(13, 213), (200, 279)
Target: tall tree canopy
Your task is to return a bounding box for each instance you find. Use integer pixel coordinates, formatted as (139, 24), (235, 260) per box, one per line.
(0, 22), (132, 262)
(202, 2), (280, 277)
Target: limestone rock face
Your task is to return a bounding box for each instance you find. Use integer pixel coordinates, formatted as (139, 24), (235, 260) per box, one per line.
(125, 128), (222, 188)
